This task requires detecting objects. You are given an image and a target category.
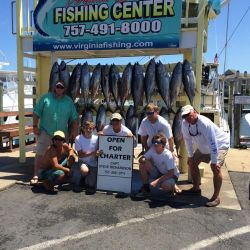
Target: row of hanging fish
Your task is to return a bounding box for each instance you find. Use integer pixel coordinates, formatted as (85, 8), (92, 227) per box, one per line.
(49, 59), (196, 115)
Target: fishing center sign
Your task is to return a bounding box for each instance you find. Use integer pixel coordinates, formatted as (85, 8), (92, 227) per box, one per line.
(33, 0), (182, 51)
(97, 135), (134, 193)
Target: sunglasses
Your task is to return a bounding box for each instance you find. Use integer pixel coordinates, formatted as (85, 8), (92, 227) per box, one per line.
(146, 111), (154, 116)
(188, 124), (199, 136)
(53, 137), (65, 142)
(56, 85), (64, 89)
(83, 126), (94, 130)
(182, 113), (190, 119)
(112, 119), (121, 122)
(153, 139), (163, 145)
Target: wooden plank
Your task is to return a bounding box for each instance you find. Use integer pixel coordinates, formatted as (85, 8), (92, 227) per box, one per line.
(0, 123), (19, 129)
(0, 126), (33, 137)
(0, 111), (19, 117)
(0, 111), (33, 118)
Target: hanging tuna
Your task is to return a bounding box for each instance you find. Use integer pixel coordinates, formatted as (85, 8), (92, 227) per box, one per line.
(96, 104), (106, 132)
(144, 59), (156, 103)
(80, 106), (94, 127)
(59, 61), (70, 91)
(68, 63), (81, 101)
(48, 62), (59, 92)
(170, 62), (183, 110)
(101, 64), (111, 110)
(132, 62), (144, 114)
(89, 63), (102, 103)
(125, 105), (137, 137)
(109, 64), (120, 110)
(119, 63), (132, 112)
(172, 107), (183, 155)
(156, 61), (170, 110)
(80, 62), (90, 106)
(182, 59), (196, 105)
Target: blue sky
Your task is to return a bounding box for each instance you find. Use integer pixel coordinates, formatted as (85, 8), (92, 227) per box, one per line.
(0, 0), (249, 75)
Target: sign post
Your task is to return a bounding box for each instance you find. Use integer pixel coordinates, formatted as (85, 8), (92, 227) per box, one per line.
(97, 136), (134, 194)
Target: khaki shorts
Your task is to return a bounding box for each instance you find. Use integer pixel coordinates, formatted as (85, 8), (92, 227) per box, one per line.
(36, 131), (52, 156)
(193, 148), (229, 166)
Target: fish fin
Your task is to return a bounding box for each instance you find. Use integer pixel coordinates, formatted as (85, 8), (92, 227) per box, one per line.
(106, 104), (114, 114)
(168, 107), (176, 115)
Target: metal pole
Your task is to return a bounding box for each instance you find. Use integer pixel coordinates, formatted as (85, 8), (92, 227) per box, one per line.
(223, 2), (230, 75)
(0, 81), (3, 124)
(243, 71), (247, 95)
(228, 80), (234, 146)
(234, 71), (241, 147)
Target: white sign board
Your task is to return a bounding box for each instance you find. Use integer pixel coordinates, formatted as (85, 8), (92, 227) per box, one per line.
(234, 95), (250, 104)
(97, 136), (134, 193)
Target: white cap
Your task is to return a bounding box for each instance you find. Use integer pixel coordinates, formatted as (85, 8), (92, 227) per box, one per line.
(181, 105), (194, 117)
(52, 130), (65, 139)
(111, 113), (122, 120)
(56, 82), (64, 88)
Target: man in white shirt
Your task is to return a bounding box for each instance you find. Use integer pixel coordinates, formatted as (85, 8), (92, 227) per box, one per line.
(138, 103), (174, 153)
(136, 134), (180, 198)
(181, 105), (230, 207)
(100, 113), (134, 137)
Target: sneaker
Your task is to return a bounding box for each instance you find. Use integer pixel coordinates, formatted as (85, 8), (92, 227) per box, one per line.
(73, 184), (83, 193)
(58, 183), (72, 191)
(44, 188), (58, 195)
(206, 198), (220, 207)
(30, 176), (39, 186)
(85, 187), (96, 195)
(136, 189), (150, 198)
(182, 188), (201, 195)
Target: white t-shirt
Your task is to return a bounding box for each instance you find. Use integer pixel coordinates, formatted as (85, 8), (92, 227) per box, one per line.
(182, 114), (230, 164)
(103, 124), (132, 136)
(74, 134), (98, 167)
(144, 147), (180, 178)
(138, 115), (173, 148)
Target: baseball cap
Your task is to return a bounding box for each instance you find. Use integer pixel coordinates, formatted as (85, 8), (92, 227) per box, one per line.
(111, 113), (122, 121)
(56, 82), (64, 88)
(52, 130), (65, 140)
(181, 105), (194, 117)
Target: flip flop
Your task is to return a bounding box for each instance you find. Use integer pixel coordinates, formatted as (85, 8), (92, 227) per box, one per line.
(175, 188), (182, 195)
(30, 176), (39, 186)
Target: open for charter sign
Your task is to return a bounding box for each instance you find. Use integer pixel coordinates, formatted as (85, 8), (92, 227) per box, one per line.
(97, 136), (134, 194)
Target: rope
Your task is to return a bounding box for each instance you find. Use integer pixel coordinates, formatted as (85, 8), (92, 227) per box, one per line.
(218, 4), (250, 59)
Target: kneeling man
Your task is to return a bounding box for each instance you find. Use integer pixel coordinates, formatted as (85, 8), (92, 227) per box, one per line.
(137, 134), (181, 197)
(38, 131), (76, 193)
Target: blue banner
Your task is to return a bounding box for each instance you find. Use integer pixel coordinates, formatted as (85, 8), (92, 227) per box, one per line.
(33, 0), (182, 52)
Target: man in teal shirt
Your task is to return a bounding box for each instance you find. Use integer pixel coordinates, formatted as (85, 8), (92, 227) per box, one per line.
(30, 81), (78, 185)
